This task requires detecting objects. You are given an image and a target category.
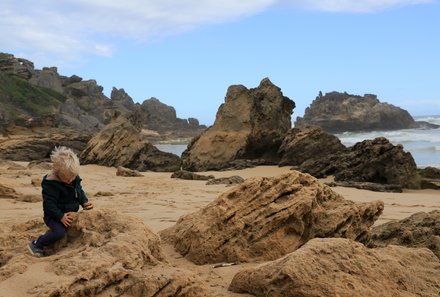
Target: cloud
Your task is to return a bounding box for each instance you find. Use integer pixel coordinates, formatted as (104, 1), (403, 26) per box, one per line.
(285, 0), (433, 13)
(0, 0), (433, 66)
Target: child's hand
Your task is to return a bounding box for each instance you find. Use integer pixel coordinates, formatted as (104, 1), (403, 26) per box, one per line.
(83, 202), (94, 210)
(61, 212), (73, 227)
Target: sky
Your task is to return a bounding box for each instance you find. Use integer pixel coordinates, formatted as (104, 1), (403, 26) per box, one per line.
(1, 0), (439, 125)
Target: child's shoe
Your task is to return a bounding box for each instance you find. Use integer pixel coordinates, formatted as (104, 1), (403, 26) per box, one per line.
(28, 240), (44, 257)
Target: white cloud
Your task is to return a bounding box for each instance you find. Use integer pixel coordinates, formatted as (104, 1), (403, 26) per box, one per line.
(285, 0), (433, 13)
(0, 0), (433, 66)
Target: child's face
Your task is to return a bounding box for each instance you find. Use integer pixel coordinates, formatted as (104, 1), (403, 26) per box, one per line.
(60, 175), (76, 184)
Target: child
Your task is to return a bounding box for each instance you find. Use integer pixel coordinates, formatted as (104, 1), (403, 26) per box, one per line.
(28, 146), (93, 256)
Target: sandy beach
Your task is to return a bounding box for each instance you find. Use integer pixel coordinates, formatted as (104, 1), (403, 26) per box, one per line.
(0, 162), (439, 296)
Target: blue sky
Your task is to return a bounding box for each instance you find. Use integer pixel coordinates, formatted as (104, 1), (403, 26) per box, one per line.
(2, 0), (439, 125)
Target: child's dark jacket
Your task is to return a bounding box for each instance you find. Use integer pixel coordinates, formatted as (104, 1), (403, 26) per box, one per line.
(41, 173), (88, 221)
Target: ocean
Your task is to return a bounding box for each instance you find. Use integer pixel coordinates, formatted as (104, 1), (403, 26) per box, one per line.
(336, 115), (440, 168)
(155, 115), (440, 168)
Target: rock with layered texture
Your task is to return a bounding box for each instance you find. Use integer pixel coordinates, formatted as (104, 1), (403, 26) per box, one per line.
(80, 111), (181, 172)
(182, 78), (295, 171)
(0, 129), (91, 161)
(369, 210), (440, 259)
(0, 209), (213, 296)
(229, 238), (440, 297)
(295, 92), (419, 133)
(161, 171), (383, 264)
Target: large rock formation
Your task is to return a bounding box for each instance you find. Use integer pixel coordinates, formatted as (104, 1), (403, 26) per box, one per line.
(80, 111), (181, 172)
(161, 171), (384, 264)
(181, 78), (295, 171)
(229, 238), (440, 297)
(369, 210), (440, 259)
(295, 92), (419, 133)
(0, 209), (213, 296)
(0, 52), (206, 137)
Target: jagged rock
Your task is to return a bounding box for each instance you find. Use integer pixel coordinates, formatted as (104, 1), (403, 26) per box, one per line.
(325, 181), (403, 193)
(29, 67), (64, 93)
(0, 53), (207, 138)
(369, 210), (440, 259)
(161, 171), (383, 264)
(171, 170), (214, 180)
(278, 126), (347, 166)
(295, 92), (419, 133)
(229, 238), (440, 297)
(0, 209), (213, 296)
(205, 176), (244, 185)
(419, 166), (440, 179)
(0, 53), (35, 79)
(116, 166), (143, 177)
(300, 137), (420, 189)
(110, 87), (136, 112)
(139, 97), (207, 134)
(58, 98), (104, 132)
(80, 112), (181, 172)
(0, 131), (91, 161)
(182, 78), (295, 171)
(334, 137), (420, 188)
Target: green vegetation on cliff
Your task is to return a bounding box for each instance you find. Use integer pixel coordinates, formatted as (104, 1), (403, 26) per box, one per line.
(0, 72), (66, 121)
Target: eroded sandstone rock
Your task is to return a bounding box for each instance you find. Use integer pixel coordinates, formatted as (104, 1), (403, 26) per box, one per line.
(181, 78), (295, 171)
(229, 238), (440, 297)
(161, 171), (383, 264)
(369, 210), (440, 259)
(80, 112), (181, 172)
(0, 209), (213, 296)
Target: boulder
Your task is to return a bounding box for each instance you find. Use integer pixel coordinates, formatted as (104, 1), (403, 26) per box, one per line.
(229, 238), (440, 297)
(80, 111), (181, 172)
(369, 210), (440, 259)
(334, 137), (420, 188)
(182, 78), (295, 171)
(116, 166), (143, 177)
(161, 171), (383, 264)
(295, 92), (419, 133)
(300, 137), (420, 189)
(278, 126), (347, 166)
(0, 209), (213, 296)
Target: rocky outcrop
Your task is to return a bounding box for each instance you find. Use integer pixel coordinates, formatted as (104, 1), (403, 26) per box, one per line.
(161, 171), (383, 264)
(299, 137), (420, 189)
(278, 126), (347, 166)
(181, 78), (295, 171)
(0, 209), (213, 296)
(295, 92), (419, 133)
(139, 97), (207, 134)
(0, 130), (91, 161)
(369, 210), (440, 259)
(0, 52), (206, 136)
(80, 111), (181, 172)
(229, 238), (440, 297)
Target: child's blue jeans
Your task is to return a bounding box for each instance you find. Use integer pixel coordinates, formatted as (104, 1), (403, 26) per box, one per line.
(35, 217), (67, 248)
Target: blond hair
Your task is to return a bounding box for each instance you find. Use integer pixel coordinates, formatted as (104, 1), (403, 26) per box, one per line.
(51, 146), (80, 181)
